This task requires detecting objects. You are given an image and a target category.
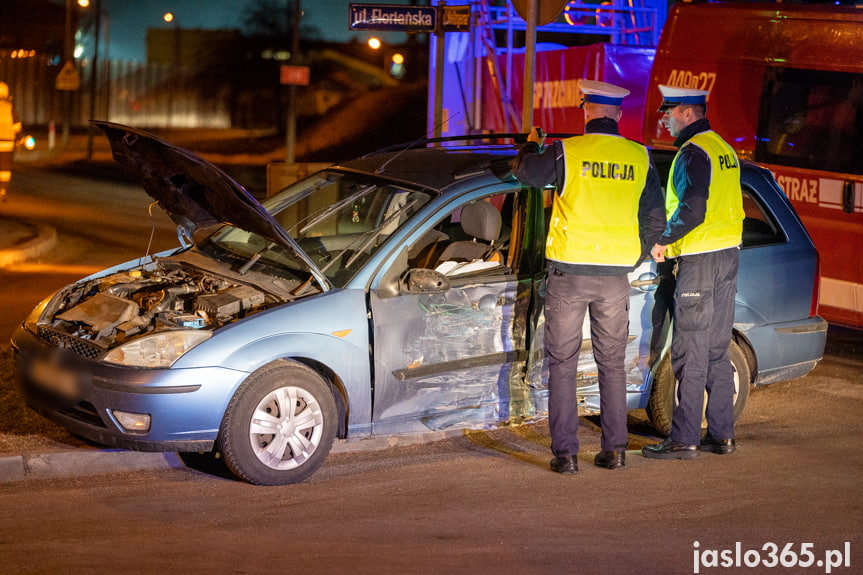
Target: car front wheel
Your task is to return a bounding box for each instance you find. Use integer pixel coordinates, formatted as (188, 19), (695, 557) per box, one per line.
(646, 340), (751, 437)
(219, 360), (337, 485)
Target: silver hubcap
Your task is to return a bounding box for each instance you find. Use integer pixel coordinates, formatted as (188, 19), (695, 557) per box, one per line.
(248, 385), (325, 470)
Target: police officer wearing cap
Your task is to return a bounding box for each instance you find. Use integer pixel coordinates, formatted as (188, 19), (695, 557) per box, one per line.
(641, 85), (745, 460)
(513, 79), (665, 474)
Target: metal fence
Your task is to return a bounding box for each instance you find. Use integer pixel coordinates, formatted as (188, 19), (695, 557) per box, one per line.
(0, 54), (231, 129)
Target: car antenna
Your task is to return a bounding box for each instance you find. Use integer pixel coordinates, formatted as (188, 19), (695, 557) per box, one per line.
(374, 112), (463, 175)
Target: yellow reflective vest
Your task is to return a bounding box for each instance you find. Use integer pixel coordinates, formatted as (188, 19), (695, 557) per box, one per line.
(665, 131), (744, 258)
(0, 100), (20, 144)
(546, 133), (649, 267)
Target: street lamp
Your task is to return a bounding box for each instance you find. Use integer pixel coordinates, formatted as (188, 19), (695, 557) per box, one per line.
(86, 0), (105, 159)
(390, 52), (405, 79)
(61, 0), (90, 146)
(163, 12), (180, 128)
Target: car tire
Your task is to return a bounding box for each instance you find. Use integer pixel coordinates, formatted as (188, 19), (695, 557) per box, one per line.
(646, 340), (751, 437)
(219, 360), (337, 485)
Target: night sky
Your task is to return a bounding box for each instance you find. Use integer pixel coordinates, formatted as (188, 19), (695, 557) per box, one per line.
(102, 0), (419, 61)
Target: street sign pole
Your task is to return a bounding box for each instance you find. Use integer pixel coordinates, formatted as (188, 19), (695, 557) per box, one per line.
(433, 1), (446, 138)
(512, 0), (568, 131)
(62, 0), (73, 147)
(286, 0), (301, 164)
(86, 0), (103, 159)
(522, 0), (538, 132)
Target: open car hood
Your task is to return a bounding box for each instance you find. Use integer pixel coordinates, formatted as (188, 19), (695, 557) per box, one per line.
(95, 121), (296, 250)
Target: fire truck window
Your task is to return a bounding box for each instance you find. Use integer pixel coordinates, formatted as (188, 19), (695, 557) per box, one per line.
(741, 187), (784, 248)
(756, 68), (863, 175)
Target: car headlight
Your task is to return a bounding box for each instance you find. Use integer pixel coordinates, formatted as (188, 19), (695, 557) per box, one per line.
(24, 294), (56, 331)
(103, 330), (212, 368)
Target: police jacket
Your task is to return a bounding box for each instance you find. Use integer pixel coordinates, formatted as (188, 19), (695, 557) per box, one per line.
(657, 119), (744, 257)
(0, 98), (21, 142)
(513, 118), (666, 275)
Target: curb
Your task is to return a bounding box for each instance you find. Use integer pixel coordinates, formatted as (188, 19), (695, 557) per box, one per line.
(0, 429), (467, 483)
(330, 429), (466, 453)
(0, 221), (58, 267)
(0, 451), (183, 482)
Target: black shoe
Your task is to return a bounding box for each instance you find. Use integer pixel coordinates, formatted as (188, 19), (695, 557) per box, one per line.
(594, 450), (626, 470)
(700, 435), (737, 454)
(642, 438), (700, 460)
(549, 455), (578, 474)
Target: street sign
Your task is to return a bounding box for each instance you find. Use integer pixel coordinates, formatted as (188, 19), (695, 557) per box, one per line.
(280, 65), (311, 86)
(55, 60), (80, 91)
(441, 5), (471, 32)
(349, 3), (437, 33)
(511, 0), (569, 26)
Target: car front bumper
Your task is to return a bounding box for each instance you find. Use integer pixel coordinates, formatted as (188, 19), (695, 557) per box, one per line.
(12, 325), (249, 453)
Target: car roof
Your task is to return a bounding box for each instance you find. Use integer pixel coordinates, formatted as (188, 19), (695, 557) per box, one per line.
(331, 137), (768, 195)
(332, 142), (521, 193)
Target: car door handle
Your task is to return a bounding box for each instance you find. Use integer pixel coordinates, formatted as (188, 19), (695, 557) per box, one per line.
(630, 272), (659, 291)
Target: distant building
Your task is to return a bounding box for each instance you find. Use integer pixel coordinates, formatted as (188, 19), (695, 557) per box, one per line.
(0, 0), (65, 59)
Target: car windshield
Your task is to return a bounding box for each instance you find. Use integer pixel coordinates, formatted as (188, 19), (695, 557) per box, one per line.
(205, 171), (433, 288)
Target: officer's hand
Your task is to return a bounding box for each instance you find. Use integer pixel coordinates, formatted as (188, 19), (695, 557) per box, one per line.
(651, 243), (667, 263)
(527, 126), (546, 146)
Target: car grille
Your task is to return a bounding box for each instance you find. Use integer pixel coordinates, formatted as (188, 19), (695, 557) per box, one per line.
(61, 402), (107, 429)
(37, 326), (105, 360)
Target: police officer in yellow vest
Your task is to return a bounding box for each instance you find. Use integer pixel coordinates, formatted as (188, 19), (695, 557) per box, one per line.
(514, 80), (665, 474)
(642, 85), (745, 460)
(0, 82), (22, 201)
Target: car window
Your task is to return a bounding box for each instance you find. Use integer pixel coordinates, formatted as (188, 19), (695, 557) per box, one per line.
(262, 172), (433, 287)
(408, 189), (527, 277)
(756, 67), (863, 175)
(542, 187), (556, 231)
(741, 186), (785, 248)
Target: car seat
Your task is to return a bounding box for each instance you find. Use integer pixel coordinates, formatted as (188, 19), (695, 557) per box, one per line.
(435, 200), (502, 266)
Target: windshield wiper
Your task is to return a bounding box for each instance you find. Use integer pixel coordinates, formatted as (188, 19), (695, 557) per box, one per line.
(238, 241), (277, 275)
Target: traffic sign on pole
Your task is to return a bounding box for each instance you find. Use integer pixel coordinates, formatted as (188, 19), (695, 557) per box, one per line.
(511, 0), (569, 25)
(55, 60), (80, 91)
(441, 5), (471, 32)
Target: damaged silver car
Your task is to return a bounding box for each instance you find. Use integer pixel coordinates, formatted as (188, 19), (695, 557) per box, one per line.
(12, 123), (827, 484)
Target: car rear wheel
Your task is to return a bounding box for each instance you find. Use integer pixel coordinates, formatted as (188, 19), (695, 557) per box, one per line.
(646, 340), (751, 437)
(219, 360), (337, 485)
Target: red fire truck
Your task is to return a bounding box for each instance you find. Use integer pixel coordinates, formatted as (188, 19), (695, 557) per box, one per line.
(643, 2), (863, 329)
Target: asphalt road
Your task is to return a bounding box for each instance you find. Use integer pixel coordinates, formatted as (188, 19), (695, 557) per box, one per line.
(0, 344), (861, 575)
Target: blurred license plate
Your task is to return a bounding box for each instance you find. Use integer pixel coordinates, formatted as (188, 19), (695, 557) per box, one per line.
(30, 355), (81, 400)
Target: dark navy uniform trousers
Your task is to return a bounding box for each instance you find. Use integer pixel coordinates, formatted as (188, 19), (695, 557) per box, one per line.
(545, 266), (630, 456)
(669, 247), (740, 445)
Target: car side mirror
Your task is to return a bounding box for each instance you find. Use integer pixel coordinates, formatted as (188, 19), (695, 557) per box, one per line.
(401, 268), (450, 294)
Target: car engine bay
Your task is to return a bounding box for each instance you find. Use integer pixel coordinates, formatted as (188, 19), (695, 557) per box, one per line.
(36, 257), (274, 352)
